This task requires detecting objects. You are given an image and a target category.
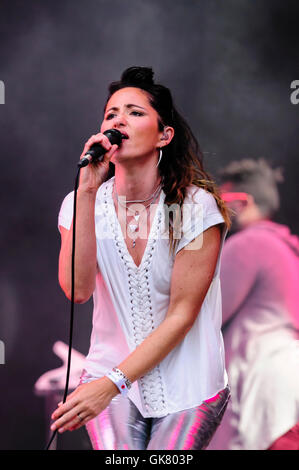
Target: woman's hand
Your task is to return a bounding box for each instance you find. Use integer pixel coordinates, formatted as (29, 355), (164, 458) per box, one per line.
(50, 376), (119, 433)
(78, 133), (119, 193)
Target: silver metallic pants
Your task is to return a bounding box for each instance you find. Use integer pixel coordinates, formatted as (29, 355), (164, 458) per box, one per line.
(85, 386), (230, 450)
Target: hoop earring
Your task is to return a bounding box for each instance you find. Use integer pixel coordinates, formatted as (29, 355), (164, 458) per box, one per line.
(156, 148), (162, 167)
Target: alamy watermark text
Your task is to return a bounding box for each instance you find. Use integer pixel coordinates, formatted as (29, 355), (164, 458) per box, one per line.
(0, 340), (5, 364)
(290, 80), (299, 104)
(0, 80), (5, 104)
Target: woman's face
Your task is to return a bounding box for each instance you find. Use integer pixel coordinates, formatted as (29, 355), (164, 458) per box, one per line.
(101, 87), (163, 163)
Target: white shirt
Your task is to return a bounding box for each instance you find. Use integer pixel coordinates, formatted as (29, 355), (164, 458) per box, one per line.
(58, 176), (228, 418)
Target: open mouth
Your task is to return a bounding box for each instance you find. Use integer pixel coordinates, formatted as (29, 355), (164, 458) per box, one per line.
(121, 133), (129, 140)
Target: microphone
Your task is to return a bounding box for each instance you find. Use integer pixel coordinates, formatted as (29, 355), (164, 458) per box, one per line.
(78, 129), (126, 168)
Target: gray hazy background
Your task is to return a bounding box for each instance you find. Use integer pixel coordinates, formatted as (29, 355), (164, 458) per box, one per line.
(0, 0), (298, 450)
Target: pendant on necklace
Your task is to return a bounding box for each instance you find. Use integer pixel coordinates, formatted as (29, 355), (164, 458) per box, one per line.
(128, 223), (138, 232)
(128, 210), (140, 234)
(129, 210), (139, 248)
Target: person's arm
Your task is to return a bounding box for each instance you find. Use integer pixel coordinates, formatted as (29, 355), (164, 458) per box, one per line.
(50, 224), (221, 433)
(58, 134), (119, 303)
(58, 191), (98, 303)
(220, 232), (259, 325)
(117, 224), (222, 383)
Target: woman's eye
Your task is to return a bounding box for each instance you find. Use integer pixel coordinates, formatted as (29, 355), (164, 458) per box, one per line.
(105, 110), (144, 120)
(131, 111), (144, 116)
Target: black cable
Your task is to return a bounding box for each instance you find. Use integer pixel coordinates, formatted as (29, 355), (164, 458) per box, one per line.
(45, 166), (81, 450)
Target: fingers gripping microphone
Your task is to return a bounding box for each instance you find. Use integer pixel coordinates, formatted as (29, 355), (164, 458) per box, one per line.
(78, 129), (126, 168)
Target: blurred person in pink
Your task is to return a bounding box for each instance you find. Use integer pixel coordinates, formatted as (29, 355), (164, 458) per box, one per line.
(207, 158), (299, 450)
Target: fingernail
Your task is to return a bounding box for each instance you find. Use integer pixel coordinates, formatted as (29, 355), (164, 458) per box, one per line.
(50, 424), (56, 431)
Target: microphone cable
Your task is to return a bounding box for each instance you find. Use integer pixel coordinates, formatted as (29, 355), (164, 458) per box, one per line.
(44, 129), (123, 449)
(45, 165), (81, 450)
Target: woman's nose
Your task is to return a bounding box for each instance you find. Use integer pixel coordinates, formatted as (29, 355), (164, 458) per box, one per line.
(113, 113), (126, 128)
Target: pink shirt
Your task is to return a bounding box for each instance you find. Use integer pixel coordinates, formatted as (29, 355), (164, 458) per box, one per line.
(208, 220), (299, 449)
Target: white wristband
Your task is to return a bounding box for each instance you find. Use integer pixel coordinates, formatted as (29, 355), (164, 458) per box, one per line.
(106, 367), (132, 396)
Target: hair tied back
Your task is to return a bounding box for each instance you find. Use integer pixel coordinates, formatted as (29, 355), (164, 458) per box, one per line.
(120, 66), (155, 86)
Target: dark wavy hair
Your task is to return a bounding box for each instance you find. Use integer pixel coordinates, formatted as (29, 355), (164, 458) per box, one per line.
(104, 66), (231, 253)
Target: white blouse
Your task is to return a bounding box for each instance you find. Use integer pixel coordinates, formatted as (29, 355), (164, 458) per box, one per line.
(58, 176), (228, 418)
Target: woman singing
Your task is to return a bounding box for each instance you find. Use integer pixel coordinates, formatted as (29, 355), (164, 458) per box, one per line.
(51, 66), (231, 450)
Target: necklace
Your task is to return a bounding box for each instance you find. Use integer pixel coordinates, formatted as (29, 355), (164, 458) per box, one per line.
(114, 183), (162, 248)
(115, 181), (162, 203)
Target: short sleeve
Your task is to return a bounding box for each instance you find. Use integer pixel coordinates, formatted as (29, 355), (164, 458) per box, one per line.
(58, 191), (74, 231)
(175, 186), (225, 255)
